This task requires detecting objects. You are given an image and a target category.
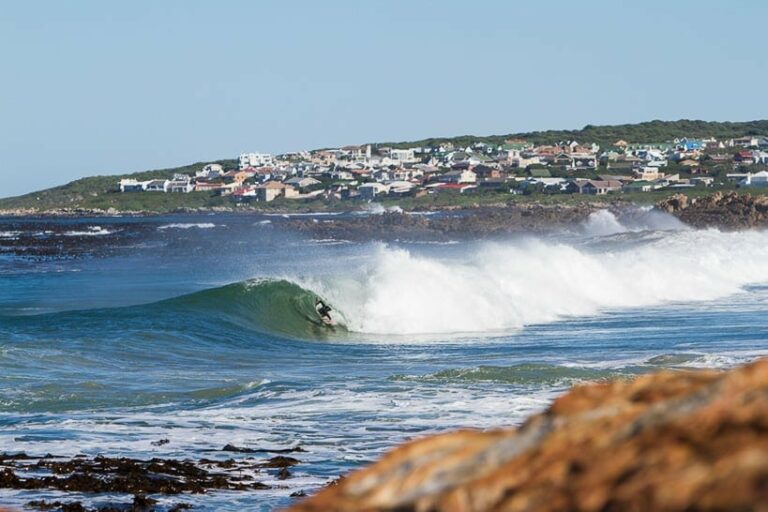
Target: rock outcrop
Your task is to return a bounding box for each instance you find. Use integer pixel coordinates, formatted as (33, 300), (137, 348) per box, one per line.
(289, 358), (768, 512)
(658, 191), (768, 229)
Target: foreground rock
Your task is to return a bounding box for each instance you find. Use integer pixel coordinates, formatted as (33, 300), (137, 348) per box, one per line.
(289, 358), (768, 512)
(658, 191), (768, 229)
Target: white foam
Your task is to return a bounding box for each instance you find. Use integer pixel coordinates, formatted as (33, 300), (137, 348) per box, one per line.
(304, 226), (768, 335)
(61, 226), (114, 236)
(157, 223), (217, 230)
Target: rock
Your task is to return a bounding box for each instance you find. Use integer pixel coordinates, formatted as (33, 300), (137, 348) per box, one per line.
(658, 191), (768, 229)
(288, 358), (768, 512)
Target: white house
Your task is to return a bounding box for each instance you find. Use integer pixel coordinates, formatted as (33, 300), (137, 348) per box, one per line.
(119, 179), (148, 192)
(390, 148), (417, 164)
(196, 163), (224, 179)
(438, 169), (477, 184)
(239, 152), (275, 170)
(166, 174), (195, 193)
(739, 171), (768, 187)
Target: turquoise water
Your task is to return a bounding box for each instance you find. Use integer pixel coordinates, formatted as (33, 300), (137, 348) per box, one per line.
(1, 213), (767, 510)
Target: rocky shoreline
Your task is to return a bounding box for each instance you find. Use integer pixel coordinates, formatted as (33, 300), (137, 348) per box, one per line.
(658, 191), (768, 229)
(0, 448), (305, 512)
(289, 358), (768, 512)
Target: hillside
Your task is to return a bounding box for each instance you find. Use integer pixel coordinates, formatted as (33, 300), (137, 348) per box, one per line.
(382, 119), (768, 149)
(0, 160), (236, 213)
(2, 119), (768, 214)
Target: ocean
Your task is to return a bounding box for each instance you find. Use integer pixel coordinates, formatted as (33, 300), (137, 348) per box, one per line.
(1, 210), (767, 510)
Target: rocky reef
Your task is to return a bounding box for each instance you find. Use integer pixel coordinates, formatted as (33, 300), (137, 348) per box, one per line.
(287, 204), (598, 241)
(289, 358), (768, 512)
(658, 191), (768, 229)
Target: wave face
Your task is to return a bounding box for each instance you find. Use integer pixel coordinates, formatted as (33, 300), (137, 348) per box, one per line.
(160, 279), (346, 340)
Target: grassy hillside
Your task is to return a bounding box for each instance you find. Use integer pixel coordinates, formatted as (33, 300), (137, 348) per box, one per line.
(0, 160), (236, 212)
(382, 119), (768, 149)
(3, 119), (768, 213)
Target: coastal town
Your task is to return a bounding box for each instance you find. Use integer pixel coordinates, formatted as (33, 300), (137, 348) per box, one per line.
(117, 135), (768, 204)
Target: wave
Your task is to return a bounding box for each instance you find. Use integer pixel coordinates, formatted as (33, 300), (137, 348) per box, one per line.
(580, 208), (688, 237)
(61, 226), (115, 237)
(158, 279), (347, 340)
(304, 225), (768, 335)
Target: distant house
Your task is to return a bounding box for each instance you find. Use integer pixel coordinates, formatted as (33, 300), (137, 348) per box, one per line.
(166, 175), (194, 193)
(239, 152), (274, 170)
(473, 165), (501, 180)
(633, 167), (664, 181)
(119, 179), (146, 192)
(358, 182), (390, 199)
(730, 136), (760, 148)
(145, 180), (168, 192)
(256, 181), (297, 202)
(438, 169), (477, 184)
(739, 171), (768, 187)
(622, 181), (653, 193)
(196, 163), (225, 179)
(284, 177), (321, 190)
(580, 179), (622, 195)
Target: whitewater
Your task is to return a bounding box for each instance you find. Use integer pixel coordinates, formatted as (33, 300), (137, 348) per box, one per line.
(1, 210), (767, 510)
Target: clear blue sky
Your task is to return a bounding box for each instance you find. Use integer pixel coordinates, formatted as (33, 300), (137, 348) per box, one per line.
(2, 0), (767, 198)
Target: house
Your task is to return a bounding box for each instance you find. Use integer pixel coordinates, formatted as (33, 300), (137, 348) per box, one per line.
(144, 179), (168, 192)
(580, 179), (622, 195)
(438, 169), (477, 184)
(730, 136), (760, 148)
(735, 150), (758, 164)
(623, 181), (653, 193)
(387, 180), (416, 195)
(284, 177), (321, 190)
(390, 148), (417, 164)
(239, 152), (274, 170)
(196, 163), (224, 179)
(166, 174), (194, 193)
(739, 171), (768, 187)
(119, 179), (147, 192)
(256, 181), (297, 202)
(358, 182), (390, 199)
(473, 165), (502, 180)
(633, 166), (664, 181)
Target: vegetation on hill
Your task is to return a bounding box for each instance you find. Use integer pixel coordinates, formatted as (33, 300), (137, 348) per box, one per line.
(382, 119), (768, 149)
(0, 160), (236, 212)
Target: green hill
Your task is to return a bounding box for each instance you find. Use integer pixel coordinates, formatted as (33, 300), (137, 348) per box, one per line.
(382, 119), (768, 149)
(3, 119), (768, 213)
(0, 160), (236, 212)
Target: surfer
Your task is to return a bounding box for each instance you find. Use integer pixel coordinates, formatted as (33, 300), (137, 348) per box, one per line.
(315, 299), (334, 325)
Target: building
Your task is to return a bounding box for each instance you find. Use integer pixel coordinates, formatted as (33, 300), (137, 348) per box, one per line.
(739, 171), (768, 187)
(256, 181), (297, 202)
(239, 152), (274, 170)
(390, 148), (417, 164)
(438, 169), (477, 184)
(166, 174), (194, 193)
(196, 163), (225, 179)
(358, 182), (390, 199)
(119, 179), (147, 192)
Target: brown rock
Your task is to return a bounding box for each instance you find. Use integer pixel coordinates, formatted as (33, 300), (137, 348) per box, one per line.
(288, 358), (768, 512)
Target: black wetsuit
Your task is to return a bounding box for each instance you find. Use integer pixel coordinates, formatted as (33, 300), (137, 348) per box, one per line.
(316, 302), (332, 322)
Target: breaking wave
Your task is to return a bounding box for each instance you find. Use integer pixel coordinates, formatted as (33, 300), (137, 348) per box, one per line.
(20, 213), (768, 340)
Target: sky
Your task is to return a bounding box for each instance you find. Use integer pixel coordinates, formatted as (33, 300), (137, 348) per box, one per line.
(1, 0), (767, 198)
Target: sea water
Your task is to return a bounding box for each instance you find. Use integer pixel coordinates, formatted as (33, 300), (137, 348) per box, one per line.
(1, 211), (767, 510)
